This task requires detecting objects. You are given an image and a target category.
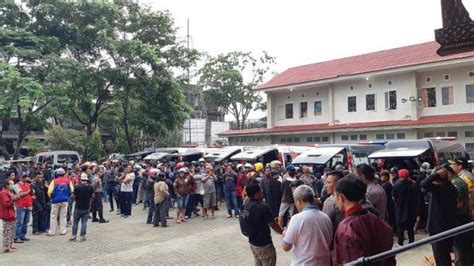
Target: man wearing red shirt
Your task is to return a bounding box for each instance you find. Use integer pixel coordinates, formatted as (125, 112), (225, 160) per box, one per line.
(332, 176), (395, 266)
(14, 174), (33, 243)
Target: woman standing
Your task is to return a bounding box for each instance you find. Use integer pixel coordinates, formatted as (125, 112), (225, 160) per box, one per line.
(174, 168), (189, 224)
(1, 180), (18, 253)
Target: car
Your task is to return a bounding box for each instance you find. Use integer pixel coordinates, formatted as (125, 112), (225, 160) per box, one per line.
(292, 144), (384, 174)
(368, 137), (469, 172)
(35, 151), (81, 167)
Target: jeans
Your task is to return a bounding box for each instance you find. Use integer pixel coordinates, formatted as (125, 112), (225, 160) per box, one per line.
(225, 191), (240, 216)
(166, 196), (172, 217)
(147, 198), (155, 223)
(108, 189), (119, 211)
(72, 209), (89, 237)
(177, 195), (189, 210)
(185, 194), (195, 217)
(120, 191), (132, 216)
(14, 208), (31, 240)
(237, 196), (243, 211)
(32, 210), (47, 233)
(153, 200), (168, 227)
(43, 206), (51, 231)
(67, 197), (74, 222)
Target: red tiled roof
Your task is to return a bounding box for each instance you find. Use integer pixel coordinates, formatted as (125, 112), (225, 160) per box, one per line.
(259, 42), (474, 90)
(219, 113), (474, 136)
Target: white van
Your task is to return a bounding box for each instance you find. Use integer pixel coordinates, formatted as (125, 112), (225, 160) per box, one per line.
(35, 151), (81, 166)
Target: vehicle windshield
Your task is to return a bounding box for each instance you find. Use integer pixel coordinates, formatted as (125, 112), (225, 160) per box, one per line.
(386, 140), (430, 149)
(58, 154), (79, 163)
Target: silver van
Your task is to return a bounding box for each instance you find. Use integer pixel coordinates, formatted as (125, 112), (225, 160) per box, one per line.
(35, 151), (81, 166)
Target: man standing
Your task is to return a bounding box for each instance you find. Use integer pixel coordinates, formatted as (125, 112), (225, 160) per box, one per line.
(14, 174), (33, 243)
(153, 174), (169, 228)
(322, 170), (345, 233)
(31, 172), (47, 235)
(449, 157), (472, 266)
(355, 163), (387, 220)
(332, 176), (395, 265)
(421, 165), (458, 266)
(223, 164), (239, 218)
(245, 182), (283, 266)
(278, 165), (296, 227)
(91, 169), (108, 223)
(283, 185), (333, 265)
(70, 174), (94, 242)
(47, 168), (74, 236)
(119, 165), (135, 218)
(392, 169), (417, 246)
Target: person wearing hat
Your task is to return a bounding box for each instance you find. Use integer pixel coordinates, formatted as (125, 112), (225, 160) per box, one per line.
(392, 169), (418, 246)
(47, 168), (74, 236)
(70, 174), (94, 242)
(13, 174), (33, 243)
(174, 168), (190, 224)
(448, 156), (473, 266)
(421, 164), (458, 266)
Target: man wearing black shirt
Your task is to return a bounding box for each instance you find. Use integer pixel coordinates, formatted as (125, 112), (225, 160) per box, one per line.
(70, 175), (94, 242)
(246, 182), (283, 266)
(421, 165), (458, 266)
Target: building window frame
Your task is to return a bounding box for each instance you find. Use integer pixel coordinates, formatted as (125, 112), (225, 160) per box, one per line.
(314, 101), (322, 116)
(365, 93), (376, 111)
(300, 102), (308, 118)
(384, 90), (397, 110)
(441, 86), (454, 105)
(466, 84), (474, 103)
(422, 87), (437, 108)
(348, 96), (357, 112)
(285, 103), (294, 119)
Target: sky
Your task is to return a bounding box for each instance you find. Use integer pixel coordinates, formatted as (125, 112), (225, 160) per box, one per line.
(141, 0), (474, 119)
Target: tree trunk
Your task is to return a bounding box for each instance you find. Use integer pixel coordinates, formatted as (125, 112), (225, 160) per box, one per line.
(14, 124), (26, 160)
(122, 96), (134, 153)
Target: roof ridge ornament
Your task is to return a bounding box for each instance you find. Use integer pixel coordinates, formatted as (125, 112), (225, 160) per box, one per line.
(435, 0), (474, 55)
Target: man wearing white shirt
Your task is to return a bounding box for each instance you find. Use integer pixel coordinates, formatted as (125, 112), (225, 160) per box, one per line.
(282, 185), (333, 266)
(119, 165), (135, 218)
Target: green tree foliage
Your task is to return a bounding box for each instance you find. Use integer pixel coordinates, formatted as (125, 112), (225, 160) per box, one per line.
(199, 52), (275, 130)
(47, 127), (86, 154)
(87, 128), (105, 161)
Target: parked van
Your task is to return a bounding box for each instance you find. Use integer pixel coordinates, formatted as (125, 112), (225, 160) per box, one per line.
(35, 151), (81, 166)
(204, 147), (243, 163)
(292, 144), (384, 173)
(274, 145), (313, 166)
(368, 138), (469, 171)
(165, 148), (203, 163)
(230, 147), (279, 165)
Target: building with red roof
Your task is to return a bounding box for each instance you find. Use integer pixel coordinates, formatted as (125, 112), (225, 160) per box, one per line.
(219, 41), (474, 155)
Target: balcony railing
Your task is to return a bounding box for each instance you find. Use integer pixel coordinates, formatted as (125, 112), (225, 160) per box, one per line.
(229, 119), (267, 130)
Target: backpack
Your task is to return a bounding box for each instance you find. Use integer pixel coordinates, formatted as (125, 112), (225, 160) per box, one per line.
(239, 201), (257, 237)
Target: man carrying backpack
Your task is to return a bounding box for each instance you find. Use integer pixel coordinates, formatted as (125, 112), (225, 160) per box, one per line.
(241, 182), (283, 266)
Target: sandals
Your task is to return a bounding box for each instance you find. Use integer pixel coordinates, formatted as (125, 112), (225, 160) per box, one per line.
(3, 248), (15, 253)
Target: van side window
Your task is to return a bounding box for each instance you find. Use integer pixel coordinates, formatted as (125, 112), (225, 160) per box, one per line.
(38, 156), (44, 163)
(44, 155), (53, 165)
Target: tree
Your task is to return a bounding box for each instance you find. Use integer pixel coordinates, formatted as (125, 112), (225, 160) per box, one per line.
(199, 52), (275, 130)
(0, 2), (63, 158)
(29, 2), (194, 157)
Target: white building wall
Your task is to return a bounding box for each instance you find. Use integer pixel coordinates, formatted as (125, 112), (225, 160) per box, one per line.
(416, 66), (474, 116)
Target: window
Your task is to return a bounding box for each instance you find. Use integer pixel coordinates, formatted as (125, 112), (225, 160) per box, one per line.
(384, 91), (397, 110)
(300, 102), (308, 118)
(277, 105), (285, 120)
(280, 138), (286, 143)
(467, 85), (474, 103)
(422, 87), (436, 107)
(348, 96), (357, 112)
(314, 101), (322, 116)
(294, 137), (300, 143)
(285, 103), (293, 119)
(376, 134), (384, 140)
(396, 133), (406, 139)
(465, 131), (474, 138)
(366, 94), (375, 111)
(436, 132), (446, 137)
(350, 135), (358, 141)
(442, 87), (454, 105)
(466, 143), (474, 150)
(322, 136), (329, 142)
(341, 135), (349, 141)
(424, 132), (434, 138)
(359, 134), (367, 140)
(314, 136), (321, 142)
(386, 133), (395, 140)
(287, 137), (293, 143)
(306, 137), (313, 142)
(448, 131), (458, 137)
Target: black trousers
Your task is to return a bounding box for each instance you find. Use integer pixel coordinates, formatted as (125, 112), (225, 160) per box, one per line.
(453, 232), (472, 266)
(396, 221), (415, 245)
(107, 190), (119, 211)
(120, 192), (132, 216)
(153, 201), (167, 227)
(32, 210), (47, 233)
(92, 194), (104, 220)
(431, 236), (453, 266)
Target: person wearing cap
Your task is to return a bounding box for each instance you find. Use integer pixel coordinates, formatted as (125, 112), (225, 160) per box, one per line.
(448, 156), (473, 266)
(421, 164), (458, 265)
(392, 169), (417, 246)
(91, 168), (108, 223)
(70, 174), (94, 242)
(13, 174), (33, 243)
(449, 155), (474, 218)
(174, 168), (190, 224)
(153, 173), (169, 228)
(47, 168), (74, 236)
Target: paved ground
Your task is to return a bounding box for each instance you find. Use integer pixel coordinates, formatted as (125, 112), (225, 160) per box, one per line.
(1, 203), (432, 265)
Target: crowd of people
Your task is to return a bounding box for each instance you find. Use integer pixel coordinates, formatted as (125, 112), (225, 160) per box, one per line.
(0, 155), (473, 266)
